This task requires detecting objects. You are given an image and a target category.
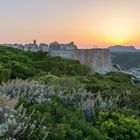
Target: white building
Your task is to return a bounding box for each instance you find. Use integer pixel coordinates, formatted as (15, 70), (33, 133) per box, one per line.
(39, 43), (49, 51)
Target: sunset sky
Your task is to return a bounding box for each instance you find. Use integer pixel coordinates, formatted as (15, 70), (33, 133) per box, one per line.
(0, 0), (140, 48)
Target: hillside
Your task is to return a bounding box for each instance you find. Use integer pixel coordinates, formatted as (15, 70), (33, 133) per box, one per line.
(0, 46), (90, 82)
(111, 52), (140, 69)
(1, 46), (140, 140)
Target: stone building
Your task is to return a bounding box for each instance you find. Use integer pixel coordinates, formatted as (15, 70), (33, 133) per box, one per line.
(39, 43), (49, 52)
(49, 42), (77, 60)
(23, 44), (39, 52)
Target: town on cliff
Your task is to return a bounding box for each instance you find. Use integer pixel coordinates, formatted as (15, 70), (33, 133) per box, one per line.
(1, 40), (112, 73)
(1, 40), (140, 79)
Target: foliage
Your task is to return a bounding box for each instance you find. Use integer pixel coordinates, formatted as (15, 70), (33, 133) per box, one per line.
(17, 97), (110, 140)
(33, 73), (58, 84)
(96, 111), (140, 140)
(0, 46), (90, 80)
(0, 66), (11, 83)
(49, 76), (82, 92)
(76, 72), (137, 98)
(0, 80), (111, 140)
(1, 46), (140, 140)
(0, 77), (139, 140)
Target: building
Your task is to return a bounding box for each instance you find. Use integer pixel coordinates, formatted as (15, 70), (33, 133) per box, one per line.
(49, 42), (77, 60)
(39, 43), (49, 52)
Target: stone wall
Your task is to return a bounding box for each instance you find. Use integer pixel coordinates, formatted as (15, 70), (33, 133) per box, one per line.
(49, 50), (75, 60)
(74, 49), (112, 73)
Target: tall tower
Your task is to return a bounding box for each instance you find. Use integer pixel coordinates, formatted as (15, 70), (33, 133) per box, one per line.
(33, 40), (36, 45)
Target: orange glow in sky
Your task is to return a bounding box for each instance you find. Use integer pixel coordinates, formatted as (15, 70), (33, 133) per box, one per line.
(0, 0), (140, 48)
(97, 17), (138, 46)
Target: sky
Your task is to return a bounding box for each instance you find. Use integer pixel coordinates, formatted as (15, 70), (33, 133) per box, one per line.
(0, 0), (140, 48)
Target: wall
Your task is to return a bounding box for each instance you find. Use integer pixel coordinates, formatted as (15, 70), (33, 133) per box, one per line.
(49, 50), (75, 60)
(74, 49), (112, 73)
(48, 48), (112, 73)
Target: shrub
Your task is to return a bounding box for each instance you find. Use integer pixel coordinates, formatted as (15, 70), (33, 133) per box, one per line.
(0, 66), (11, 83)
(97, 111), (140, 140)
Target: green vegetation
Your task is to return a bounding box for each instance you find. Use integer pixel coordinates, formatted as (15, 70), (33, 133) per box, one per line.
(0, 46), (90, 82)
(97, 112), (140, 140)
(0, 46), (140, 140)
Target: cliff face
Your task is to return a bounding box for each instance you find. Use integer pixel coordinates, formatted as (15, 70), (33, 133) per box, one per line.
(74, 49), (112, 73)
(49, 48), (112, 73)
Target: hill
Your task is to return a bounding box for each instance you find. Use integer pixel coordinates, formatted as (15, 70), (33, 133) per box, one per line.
(1, 46), (140, 139)
(109, 45), (139, 52)
(111, 52), (140, 69)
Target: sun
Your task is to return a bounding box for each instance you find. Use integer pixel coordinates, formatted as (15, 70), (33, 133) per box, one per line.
(104, 27), (130, 44)
(99, 17), (135, 45)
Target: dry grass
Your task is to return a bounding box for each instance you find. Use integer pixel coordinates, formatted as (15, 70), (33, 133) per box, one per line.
(0, 94), (18, 108)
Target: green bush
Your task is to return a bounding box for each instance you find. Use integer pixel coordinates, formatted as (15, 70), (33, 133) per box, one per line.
(10, 61), (34, 79)
(0, 46), (91, 81)
(50, 77), (82, 92)
(97, 111), (140, 140)
(16, 96), (110, 140)
(0, 65), (11, 83)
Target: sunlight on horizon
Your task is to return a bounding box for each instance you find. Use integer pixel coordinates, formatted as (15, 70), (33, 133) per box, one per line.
(95, 17), (138, 46)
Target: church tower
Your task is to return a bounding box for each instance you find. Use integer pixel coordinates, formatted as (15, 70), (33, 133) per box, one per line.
(33, 40), (36, 45)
